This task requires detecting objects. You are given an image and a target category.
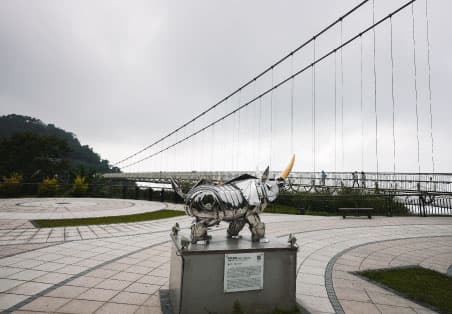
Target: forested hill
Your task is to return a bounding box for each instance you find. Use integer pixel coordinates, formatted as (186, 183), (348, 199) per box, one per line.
(0, 114), (119, 182)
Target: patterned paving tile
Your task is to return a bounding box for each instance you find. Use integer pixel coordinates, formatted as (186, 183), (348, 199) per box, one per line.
(0, 198), (451, 313)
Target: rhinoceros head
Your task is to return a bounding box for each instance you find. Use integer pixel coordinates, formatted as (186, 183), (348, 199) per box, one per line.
(261, 154), (295, 202)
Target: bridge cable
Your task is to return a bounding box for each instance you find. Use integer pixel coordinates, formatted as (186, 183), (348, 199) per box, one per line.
(425, 0), (435, 173)
(118, 0), (417, 170)
(341, 20), (345, 171)
(360, 35), (364, 172)
(188, 122), (192, 170)
(164, 141), (168, 172)
(269, 68), (274, 168)
(210, 111), (215, 171)
(231, 98), (236, 171)
(334, 51), (337, 174)
(237, 89), (242, 170)
(112, 0), (372, 167)
(258, 96), (263, 171)
(390, 16), (397, 175)
(192, 118), (197, 171)
(222, 99), (227, 171)
(373, 0), (380, 179)
(290, 53), (295, 155)
(253, 79), (258, 171)
(198, 117), (203, 170)
(159, 139), (163, 169)
(313, 38), (317, 176)
(411, 3), (421, 176)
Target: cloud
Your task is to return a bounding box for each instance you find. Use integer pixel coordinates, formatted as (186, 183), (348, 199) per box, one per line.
(0, 0), (450, 172)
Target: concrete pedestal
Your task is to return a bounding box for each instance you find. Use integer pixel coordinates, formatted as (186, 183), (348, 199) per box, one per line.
(169, 233), (297, 314)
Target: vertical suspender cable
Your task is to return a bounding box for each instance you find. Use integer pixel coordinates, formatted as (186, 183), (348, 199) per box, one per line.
(269, 68), (274, 168)
(231, 99), (235, 171)
(390, 17), (397, 174)
(190, 122), (194, 170)
(313, 38), (317, 176)
(411, 3), (421, 176)
(164, 142), (168, 172)
(221, 100), (225, 171)
(175, 130), (179, 171)
(254, 80), (258, 171)
(224, 103), (229, 171)
(340, 20), (345, 171)
(373, 0), (380, 178)
(290, 54), (295, 155)
(334, 51), (337, 174)
(219, 111), (223, 172)
(237, 89), (242, 170)
(360, 35), (364, 172)
(425, 0), (435, 173)
(258, 96), (263, 171)
(211, 113), (215, 171)
(199, 122), (203, 171)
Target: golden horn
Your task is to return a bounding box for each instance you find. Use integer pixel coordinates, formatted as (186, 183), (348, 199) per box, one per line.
(279, 154), (295, 179)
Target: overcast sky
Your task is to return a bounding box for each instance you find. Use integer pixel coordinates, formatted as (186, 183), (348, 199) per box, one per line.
(1, 0), (451, 173)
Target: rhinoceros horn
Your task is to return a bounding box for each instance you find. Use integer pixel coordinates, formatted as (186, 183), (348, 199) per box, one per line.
(261, 166), (270, 182)
(279, 154), (295, 179)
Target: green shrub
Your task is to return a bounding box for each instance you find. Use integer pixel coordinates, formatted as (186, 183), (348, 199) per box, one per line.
(0, 173), (23, 197)
(71, 175), (88, 196)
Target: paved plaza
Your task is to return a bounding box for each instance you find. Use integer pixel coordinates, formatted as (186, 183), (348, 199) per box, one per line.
(0, 198), (451, 313)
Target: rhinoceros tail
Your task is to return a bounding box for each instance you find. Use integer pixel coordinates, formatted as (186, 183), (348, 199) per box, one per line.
(170, 178), (186, 199)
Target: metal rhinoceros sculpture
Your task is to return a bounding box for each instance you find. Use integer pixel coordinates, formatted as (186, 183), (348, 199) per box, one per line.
(171, 155), (295, 243)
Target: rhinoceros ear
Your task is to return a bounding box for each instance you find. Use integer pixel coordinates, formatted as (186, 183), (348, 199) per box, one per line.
(261, 166), (270, 182)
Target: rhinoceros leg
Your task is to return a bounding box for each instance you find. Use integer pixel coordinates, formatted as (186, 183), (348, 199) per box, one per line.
(246, 213), (265, 242)
(190, 219), (214, 244)
(227, 219), (247, 238)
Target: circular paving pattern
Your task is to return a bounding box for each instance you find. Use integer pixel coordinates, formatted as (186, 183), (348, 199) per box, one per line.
(17, 200), (100, 209)
(2, 198), (134, 213)
(0, 198), (168, 219)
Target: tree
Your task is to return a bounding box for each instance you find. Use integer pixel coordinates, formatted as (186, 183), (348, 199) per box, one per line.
(0, 132), (70, 182)
(0, 114), (120, 176)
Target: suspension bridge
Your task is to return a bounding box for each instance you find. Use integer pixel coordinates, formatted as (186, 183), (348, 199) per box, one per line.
(105, 0), (451, 213)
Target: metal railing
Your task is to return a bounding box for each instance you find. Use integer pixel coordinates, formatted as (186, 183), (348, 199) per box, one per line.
(103, 171), (452, 194)
(1, 182), (451, 216)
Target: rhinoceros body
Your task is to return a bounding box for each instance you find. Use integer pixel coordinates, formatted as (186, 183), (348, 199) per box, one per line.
(172, 173), (281, 243)
(184, 175), (278, 221)
(171, 155), (295, 243)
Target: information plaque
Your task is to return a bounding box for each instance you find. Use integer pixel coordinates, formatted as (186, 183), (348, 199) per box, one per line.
(224, 252), (264, 293)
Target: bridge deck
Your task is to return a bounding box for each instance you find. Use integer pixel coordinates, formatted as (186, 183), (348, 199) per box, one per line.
(103, 171), (452, 194)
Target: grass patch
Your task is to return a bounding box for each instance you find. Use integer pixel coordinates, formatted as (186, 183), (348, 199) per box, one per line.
(359, 266), (452, 314)
(32, 209), (185, 228)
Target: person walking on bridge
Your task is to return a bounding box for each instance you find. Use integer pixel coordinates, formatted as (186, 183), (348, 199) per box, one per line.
(360, 171), (366, 188)
(352, 171), (359, 188)
(321, 170), (327, 186)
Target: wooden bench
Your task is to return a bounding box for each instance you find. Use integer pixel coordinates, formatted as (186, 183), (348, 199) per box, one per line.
(338, 208), (374, 219)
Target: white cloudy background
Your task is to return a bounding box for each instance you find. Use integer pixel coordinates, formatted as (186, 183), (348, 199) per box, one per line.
(1, 0), (451, 173)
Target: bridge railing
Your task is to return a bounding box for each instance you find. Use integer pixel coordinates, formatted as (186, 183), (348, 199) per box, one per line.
(273, 191), (452, 217)
(2, 182), (451, 216)
(103, 171), (452, 194)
